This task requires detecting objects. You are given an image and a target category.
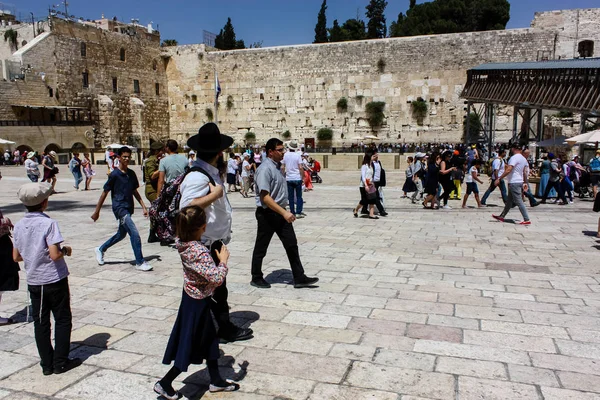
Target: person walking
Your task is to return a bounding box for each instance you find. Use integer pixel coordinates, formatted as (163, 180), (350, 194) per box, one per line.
(402, 156), (416, 197)
(144, 142), (164, 243)
(241, 153), (251, 198)
(69, 152), (83, 190)
(187, 150), (196, 168)
(81, 153), (95, 190)
(157, 140), (188, 195)
(154, 206), (239, 399)
(12, 182), (81, 374)
(353, 152), (379, 219)
(411, 153), (426, 204)
(371, 152), (388, 213)
(522, 149), (539, 207)
(541, 153), (567, 205)
(492, 144), (532, 225)
(25, 152), (41, 182)
(41, 151), (58, 193)
(590, 149), (600, 199)
(179, 123), (253, 343)
(423, 152), (441, 209)
(0, 207), (19, 326)
(481, 148), (508, 206)
(250, 138), (319, 289)
(91, 146), (152, 271)
(462, 159), (484, 208)
(438, 151), (457, 209)
(281, 141), (305, 218)
(226, 152), (239, 193)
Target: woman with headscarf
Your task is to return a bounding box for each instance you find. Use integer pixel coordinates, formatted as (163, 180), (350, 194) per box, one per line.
(438, 150), (457, 209)
(353, 153), (379, 219)
(537, 154), (556, 198)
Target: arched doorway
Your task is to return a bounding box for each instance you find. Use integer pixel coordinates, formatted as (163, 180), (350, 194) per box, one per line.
(578, 40), (595, 58)
(16, 144), (34, 154)
(44, 143), (62, 154)
(71, 142), (87, 152)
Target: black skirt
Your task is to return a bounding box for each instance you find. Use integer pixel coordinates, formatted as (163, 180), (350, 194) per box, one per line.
(0, 235), (20, 292)
(594, 192), (600, 213)
(359, 187), (377, 205)
(402, 177), (417, 193)
(162, 291), (219, 372)
(226, 173), (236, 185)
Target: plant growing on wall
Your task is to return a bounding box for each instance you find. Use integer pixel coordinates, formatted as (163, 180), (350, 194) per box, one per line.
(337, 97), (348, 112)
(463, 112), (482, 143)
(282, 130), (291, 139)
(411, 98), (428, 124)
(226, 95), (234, 111)
(365, 101), (386, 129)
(317, 127), (333, 148)
(4, 29), (18, 50)
(245, 131), (256, 142)
(377, 58), (386, 73)
(205, 108), (214, 121)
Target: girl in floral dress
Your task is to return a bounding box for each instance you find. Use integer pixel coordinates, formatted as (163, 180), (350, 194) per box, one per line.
(154, 206), (239, 399)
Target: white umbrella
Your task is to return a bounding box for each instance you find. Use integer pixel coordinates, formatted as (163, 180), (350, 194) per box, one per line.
(535, 136), (569, 147)
(0, 138), (16, 145)
(364, 135), (381, 140)
(105, 143), (137, 152)
(566, 129), (600, 145)
(351, 136), (364, 141)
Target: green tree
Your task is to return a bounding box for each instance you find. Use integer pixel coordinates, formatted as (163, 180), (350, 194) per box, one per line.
(409, 0), (416, 9)
(328, 19), (345, 42)
(215, 18), (245, 50)
(390, 0), (509, 37)
(3, 29), (18, 50)
(160, 39), (178, 47)
(366, 0), (388, 39)
(314, 0), (328, 43)
(341, 18), (366, 41)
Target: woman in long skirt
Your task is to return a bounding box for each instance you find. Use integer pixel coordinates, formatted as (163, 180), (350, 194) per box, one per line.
(0, 208), (20, 326)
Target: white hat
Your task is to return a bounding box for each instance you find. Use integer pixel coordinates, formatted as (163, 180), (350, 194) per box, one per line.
(17, 182), (53, 206)
(27, 152), (36, 159)
(49, 151), (57, 158)
(189, 150), (196, 155)
(288, 141), (299, 150)
(243, 153), (250, 158)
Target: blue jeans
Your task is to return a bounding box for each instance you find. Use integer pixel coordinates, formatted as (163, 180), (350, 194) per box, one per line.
(99, 214), (144, 264)
(287, 180), (303, 214)
(481, 179), (507, 204)
(72, 170), (83, 189)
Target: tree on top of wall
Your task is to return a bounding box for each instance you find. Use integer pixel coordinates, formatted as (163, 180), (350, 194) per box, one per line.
(215, 18), (246, 50)
(161, 39), (179, 47)
(366, 0), (388, 39)
(390, 0), (510, 37)
(314, 0), (328, 43)
(328, 18), (366, 43)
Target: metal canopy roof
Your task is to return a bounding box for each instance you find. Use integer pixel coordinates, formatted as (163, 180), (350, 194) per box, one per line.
(461, 58), (600, 114)
(472, 58), (600, 71)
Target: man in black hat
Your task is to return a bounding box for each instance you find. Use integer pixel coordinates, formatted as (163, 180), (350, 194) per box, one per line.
(179, 123), (253, 343)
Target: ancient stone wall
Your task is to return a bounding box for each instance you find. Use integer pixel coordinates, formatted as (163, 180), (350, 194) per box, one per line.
(0, 22), (36, 60)
(0, 125), (94, 153)
(165, 29), (556, 146)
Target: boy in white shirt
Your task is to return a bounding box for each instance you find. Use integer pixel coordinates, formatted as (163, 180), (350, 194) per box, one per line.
(462, 160), (484, 208)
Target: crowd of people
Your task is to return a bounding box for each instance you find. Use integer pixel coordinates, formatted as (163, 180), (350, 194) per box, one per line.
(1, 128), (599, 398)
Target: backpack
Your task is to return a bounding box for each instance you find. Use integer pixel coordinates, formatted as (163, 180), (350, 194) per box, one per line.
(148, 166), (215, 241)
(568, 162), (578, 181)
(590, 157), (600, 173)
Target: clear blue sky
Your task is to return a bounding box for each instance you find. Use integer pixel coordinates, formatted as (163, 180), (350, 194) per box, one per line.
(13, 0), (600, 47)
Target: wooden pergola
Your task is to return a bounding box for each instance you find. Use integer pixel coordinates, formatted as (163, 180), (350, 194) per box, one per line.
(461, 58), (600, 149)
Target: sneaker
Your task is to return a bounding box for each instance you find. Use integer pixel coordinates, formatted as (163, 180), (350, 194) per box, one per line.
(492, 215), (505, 222)
(135, 261), (153, 271)
(153, 381), (182, 400)
(519, 220), (531, 225)
(94, 247), (105, 265)
(250, 278), (271, 289)
(531, 202), (539, 207)
(442, 205), (452, 210)
(54, 358), (82, 375)
(295, 214), (305, 219)
(294, 276), (319, 288)
(568, 200), (574, 204)
(209, 380), (240, 393)
(299, 212), (307, 216)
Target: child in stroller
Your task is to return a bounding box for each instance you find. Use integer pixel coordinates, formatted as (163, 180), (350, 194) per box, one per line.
(575, 169), (594, 198)
(309, 158), (323, 183)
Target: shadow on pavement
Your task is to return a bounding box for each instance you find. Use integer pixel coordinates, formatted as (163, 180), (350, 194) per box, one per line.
(180, 353), (249, 399)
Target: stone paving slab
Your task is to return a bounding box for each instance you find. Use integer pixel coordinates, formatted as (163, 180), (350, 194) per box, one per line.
(1, 167), (600, 399)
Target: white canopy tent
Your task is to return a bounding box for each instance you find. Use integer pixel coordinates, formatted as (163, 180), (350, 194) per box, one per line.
(566, 129), (600, 145)
(0, 138), (16, 145)
(105, 143), (138, 152)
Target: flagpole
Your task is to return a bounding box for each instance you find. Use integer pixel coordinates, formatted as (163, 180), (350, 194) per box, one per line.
(214, 65), (218, 125)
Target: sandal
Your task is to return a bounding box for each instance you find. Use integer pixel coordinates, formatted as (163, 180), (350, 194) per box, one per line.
(0, 317), (14, 326)
(368, 216), (379, 219)
(353, 211), (358, 218)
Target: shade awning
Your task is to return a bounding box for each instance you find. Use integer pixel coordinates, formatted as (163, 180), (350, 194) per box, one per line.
(566, 130), (600, 145)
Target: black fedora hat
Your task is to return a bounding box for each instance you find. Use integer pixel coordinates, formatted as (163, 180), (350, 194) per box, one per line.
(187, 123), (233, 153)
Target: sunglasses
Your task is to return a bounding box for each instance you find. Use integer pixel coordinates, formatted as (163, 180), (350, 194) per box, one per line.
(275, 148), (285, 153)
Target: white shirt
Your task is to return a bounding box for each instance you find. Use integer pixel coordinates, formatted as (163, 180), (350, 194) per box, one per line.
(25, 159), (40, 175)
(491, 158), (505, 179)
(227, 158), (238, 175)
(282, 150), (303, 181)
(241, 160), (250, 178)
(373, 161), (382, 182)
(360, 164), (373, 188)
(465, 166), (477, 183)
(179, 170), (232, 245)
(507, 153), (528, 185)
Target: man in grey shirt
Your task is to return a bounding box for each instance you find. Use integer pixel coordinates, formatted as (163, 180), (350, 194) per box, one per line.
(250, 138), (319, 289)
(157, 139), (188, 194)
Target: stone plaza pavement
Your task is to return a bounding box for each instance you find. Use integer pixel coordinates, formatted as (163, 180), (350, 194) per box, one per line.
(0, 165), (600, 400)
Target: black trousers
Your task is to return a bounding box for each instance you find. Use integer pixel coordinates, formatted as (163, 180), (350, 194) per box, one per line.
(440, 179), (454, 205)
(251, 208), (305, 282)
(209, 241), (235, 335)
(28, 278), (72, 371)
(360, 183), (385, 214)
(542, 180), (567, 203)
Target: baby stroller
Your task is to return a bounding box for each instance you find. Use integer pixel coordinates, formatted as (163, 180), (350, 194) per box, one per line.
(310, 160), (323, 184)
(575, 170), (594, 198)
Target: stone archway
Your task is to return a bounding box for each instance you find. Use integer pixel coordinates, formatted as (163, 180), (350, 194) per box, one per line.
(71, 142), (87, 152)
(16, 144), (34, 154)
(44, 143), (62, 154)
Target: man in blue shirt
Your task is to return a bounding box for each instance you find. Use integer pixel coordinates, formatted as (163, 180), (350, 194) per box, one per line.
(91, 146), (152, 271)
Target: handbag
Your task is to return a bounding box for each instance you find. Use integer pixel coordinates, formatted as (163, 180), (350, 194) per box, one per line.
(366, 184), (377, 200)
